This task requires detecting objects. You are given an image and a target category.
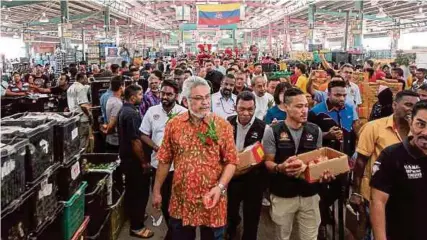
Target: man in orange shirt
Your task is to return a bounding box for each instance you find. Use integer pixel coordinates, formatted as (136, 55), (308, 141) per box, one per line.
(153, 76), (238, 239)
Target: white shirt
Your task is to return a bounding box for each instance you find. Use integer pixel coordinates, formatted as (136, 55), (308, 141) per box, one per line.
(215, 66), (226, 75)
(236, 115), (256, 152)
(254, 92), (274, 120)
(346, 82), (362, 106)
(139, 104), (187, 170)
(211, 92), (237, 120)
(67, 82), (90, 122)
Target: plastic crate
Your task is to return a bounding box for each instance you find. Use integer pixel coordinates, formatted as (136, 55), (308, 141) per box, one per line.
(2, 112), (83, 164)
(1, 138), (28, 208)
(57, 150), (84, 200)
(1, 121), (55, 184)
(109, 189), (126, 240)
(62, 181), (88, 240)
(27, 204), (64, 240)
(86, 211), (112, 240)
(1, 188), (34, 240)
(84, 173), (110, 237)
(31, 167), (60, 231)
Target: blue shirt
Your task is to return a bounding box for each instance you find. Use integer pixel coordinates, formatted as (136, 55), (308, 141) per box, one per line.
(265, 105), (287, 124)
(100, 89), (113, 123)
(314, 90), (359, 120)
(310, 100), (355, 132)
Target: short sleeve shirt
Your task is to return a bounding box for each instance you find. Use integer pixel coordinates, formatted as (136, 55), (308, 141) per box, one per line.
(211, 92), (237, 120)
(118, 103), (142, 160)
(254, 93), (274, 121)
(67, 82), (90, 122)
(346, 82), (362, 106)
(106, 96), (123, 146)
(356, 115), (403, 200)
(157, 112), (238, 227)
(295, 75), (308, 93)
(370, 138), (427, 240)
(139, 104), (187, 169)
(263, 123), (322, 156)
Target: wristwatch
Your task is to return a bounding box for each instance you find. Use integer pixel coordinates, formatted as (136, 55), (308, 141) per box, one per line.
(217, 183), (226, 195)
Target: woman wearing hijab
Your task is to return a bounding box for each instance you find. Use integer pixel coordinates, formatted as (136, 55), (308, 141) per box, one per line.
(369, 86), (394, 121)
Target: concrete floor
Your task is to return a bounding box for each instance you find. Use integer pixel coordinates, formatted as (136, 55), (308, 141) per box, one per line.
(118, 206), (276, 240)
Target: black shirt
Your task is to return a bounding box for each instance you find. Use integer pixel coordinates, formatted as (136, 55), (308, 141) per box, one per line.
(34, 74), (50, 88)
(50, 86), (68, 112)
(205, 70), (224, 93)
(370, 137), (427, 240)
(118, 102), (142, 161)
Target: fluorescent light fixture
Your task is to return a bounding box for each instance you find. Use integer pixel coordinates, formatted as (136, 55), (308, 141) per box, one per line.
(414, 7), (426, 19)
(13, 33), (20, 39)
(39, 12), (49, 23)
(376, 7), (387, 18)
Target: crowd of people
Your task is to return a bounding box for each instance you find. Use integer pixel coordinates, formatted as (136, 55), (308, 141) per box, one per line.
(2, 55), (427, 240)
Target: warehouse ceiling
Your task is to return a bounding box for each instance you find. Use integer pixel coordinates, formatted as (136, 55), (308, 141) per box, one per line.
(1, 0), (427, 43)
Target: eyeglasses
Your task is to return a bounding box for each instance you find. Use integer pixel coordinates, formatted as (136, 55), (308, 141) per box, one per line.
(189, 95), (211, 102)
(342, 71), (353, 74)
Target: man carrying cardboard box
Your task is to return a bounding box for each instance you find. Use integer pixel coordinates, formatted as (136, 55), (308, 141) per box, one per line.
(262, 88), (333, 240)
(226, 91), (267, 240)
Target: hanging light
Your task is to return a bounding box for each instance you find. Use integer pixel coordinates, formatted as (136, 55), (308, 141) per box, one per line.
(39, 12), (49, 23)
(376, 7), (387, 18)
(414, 7), (426, 19)
(13, 32), (20, 39)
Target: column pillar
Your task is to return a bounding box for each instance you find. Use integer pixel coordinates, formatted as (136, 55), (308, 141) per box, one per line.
(104, 6), (110, 33)
(391, 19), (400, 58)
(353, 0), (364, 50)
(308, 4), (316, 44)
(60, 0), (70, 50)
(343, 10), (350, 51)
(268, 22), (272, 54)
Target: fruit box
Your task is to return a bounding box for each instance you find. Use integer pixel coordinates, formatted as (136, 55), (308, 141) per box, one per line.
(296, 147), (349, 183)
(235, 142), (265, 176)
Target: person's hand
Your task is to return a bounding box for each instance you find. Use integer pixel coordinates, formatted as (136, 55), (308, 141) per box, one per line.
(203, 186), (221, 209)
(141, 162), (151, 174)
(281, 156), (306, 177)
(326, 126), (343, 140)
(100, 124), (107, 134)
(271, 118), (279, 126)
(153, 145), (160, 152)
(152, 190), (162, 210)
(319, 170), (335, 183)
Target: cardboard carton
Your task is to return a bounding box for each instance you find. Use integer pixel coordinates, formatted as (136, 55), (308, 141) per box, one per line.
(235, 142), (265, 176)
(296, 147), (349, 183)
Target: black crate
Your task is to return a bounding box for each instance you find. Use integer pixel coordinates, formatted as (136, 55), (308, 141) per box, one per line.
(84, 173), (110, 238)
(30, 167), (60, 231)
(57, 151), (84, 200)
(1, 122), (55, 184)
(86, 211), (111, 240)
(27, 204), (64, 240)
(1, 138), (28, 208)
(2, 112), (83, 164)
(1, 188), (34, 240)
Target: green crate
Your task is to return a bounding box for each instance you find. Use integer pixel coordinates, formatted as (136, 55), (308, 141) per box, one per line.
(62, 181), (88, 240)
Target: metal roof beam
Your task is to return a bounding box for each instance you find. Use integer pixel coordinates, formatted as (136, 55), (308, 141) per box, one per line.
(315, 9), (393, 22)
(28, 12), (102, 26)
(1, 1), (48, 8)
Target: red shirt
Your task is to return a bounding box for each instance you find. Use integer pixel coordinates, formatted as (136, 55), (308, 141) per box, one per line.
(157, 112), (238, 227)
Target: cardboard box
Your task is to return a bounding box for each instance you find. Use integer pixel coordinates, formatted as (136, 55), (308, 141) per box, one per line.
(235, 142), (264, 176)
(296, 147), (349, 183)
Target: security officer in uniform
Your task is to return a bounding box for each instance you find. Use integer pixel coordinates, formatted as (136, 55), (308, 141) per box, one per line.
(226, 91), (267, 240)
(263, 88), (333, 240)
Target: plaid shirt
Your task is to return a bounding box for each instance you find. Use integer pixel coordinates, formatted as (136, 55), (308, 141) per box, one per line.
(139, 90), (161, 119)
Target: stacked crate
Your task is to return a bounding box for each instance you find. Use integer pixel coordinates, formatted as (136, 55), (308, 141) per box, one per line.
(310, 70), (328, 91)
(1, 112), (90, 240)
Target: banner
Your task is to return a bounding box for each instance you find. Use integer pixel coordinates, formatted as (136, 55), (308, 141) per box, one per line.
(198, 3), (240, 26)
